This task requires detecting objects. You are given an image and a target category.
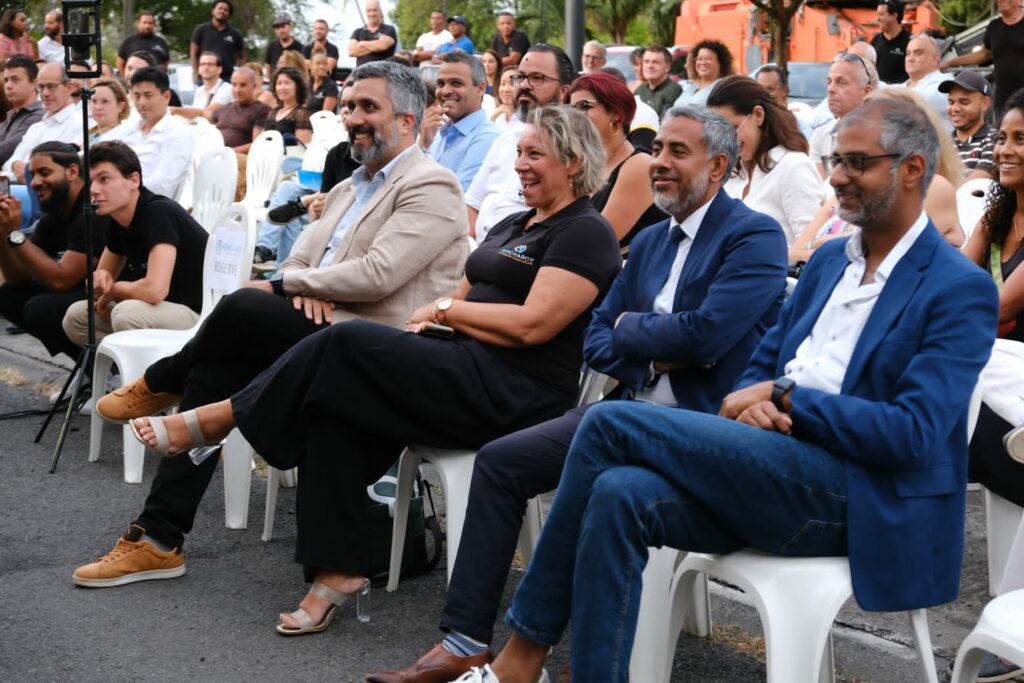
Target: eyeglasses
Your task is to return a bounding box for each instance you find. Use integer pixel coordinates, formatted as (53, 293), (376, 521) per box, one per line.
(509, 72), (557, 88)
(833, 52), (872, 84)
(823, 153), (902, 177)
(571, 99), (600, 112)
(35, 82), (66, 93)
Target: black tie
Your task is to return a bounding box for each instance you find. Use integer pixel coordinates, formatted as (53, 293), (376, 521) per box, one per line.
(669, 225), (686, 244)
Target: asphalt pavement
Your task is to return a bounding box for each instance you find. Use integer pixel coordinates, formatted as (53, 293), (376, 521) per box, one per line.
(0, 326), (1004, 682)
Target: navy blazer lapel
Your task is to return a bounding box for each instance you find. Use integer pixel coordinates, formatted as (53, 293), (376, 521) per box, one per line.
(674, 190), (732, 306)
(841, 224), (938, 392)
(639, 219), (675, 311)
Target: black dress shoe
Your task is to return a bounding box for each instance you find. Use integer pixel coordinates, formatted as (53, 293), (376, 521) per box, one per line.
(267, 199), (307, 224)
(366, 643), (492, 683)
(252, 245), (275, 264)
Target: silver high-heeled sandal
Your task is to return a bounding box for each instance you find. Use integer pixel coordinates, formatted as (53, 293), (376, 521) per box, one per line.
(275, 579), (371, 636)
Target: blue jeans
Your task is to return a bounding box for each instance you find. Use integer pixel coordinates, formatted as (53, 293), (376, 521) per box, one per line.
(503, 402), (848, 682)
(255, 180), (311, 260)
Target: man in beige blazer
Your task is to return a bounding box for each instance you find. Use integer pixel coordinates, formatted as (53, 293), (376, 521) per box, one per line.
(75, 61), (469, 588)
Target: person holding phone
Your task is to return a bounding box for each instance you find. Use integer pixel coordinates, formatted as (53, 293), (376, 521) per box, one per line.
(121, 106), (621, 636)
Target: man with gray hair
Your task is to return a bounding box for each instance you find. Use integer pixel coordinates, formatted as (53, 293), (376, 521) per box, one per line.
(471, 96), (999, 682)
(366, 104), (788, 683)
(2, 63), (79, 184)
(903, 34), (953, 124)
(809, 51), (877, 177)
(420, 51), (500, 190)
(582, 40), (607, 73)
(75, 60), (470, 589)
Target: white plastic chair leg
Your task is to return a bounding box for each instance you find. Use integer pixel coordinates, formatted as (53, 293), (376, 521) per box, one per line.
(386, 448), (422, 592)
(951, 590), (1024, 683)
(516, 496), (544, 566)
(984, 488), (1024, 596)
(432, 451), (479, 584)
(629, 547), (684, 683)
(221, 429), (252, 529)
(88, 353), (116, 463)
(675, 568), (712, 638)
(262, 466), (284, 542)
(280, 468), (297, 488)
(120, 424), (145, 483)
(907, 608), (939, 683)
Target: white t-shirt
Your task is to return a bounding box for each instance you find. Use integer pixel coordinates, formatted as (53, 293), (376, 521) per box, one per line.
(416, 29), (453, 54)
(465, 117), (527, 244)
(192, 79), (233, 111)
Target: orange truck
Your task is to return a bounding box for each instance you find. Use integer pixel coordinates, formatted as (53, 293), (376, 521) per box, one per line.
(673, 0), (943, 73)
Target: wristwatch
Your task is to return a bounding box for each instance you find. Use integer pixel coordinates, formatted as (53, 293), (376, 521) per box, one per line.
(7, 230), (26, 247)
(269, 271), (286, 297)
(434, 297), (453, 323)
(771, 377), (796, 412)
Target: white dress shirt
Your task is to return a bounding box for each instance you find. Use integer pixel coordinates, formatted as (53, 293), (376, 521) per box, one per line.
(809, 117), (839, 167)
(635, 195), (715, 406)
(117, 112), (195, 198)
(191, 79), (233, 111)
(37, 36), (65, 63)
(783, 211), (929, 394)
(465, 116), (527, 244)
(2, 103), (80, 177)
(724, 146), (826, 245)
(905, 70), (954, 127)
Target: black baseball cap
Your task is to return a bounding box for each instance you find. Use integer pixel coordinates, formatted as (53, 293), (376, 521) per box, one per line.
(448, 15), (469, 27)
(939, 70), (991, 97)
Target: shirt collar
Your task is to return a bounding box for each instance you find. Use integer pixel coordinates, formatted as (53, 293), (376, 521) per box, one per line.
(844, 209), (928, 284)
(353, 143), (416, 189)
(667, 190), (717, 243)
(136, 111), (175, 134)
(44, 103), (76, 123)
(445, 108), (487, 138)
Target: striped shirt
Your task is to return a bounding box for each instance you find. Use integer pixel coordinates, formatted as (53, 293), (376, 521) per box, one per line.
(954, 122), (997, 176)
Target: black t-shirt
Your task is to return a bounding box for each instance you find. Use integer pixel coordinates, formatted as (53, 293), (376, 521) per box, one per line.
(117, 33), (170, 65)
(320, 141), (360, 192)
(590, 151), (666, 252)
(302, 41), (340, 62)
(31, 189), (107, 260)
(985, 16), (1024, 114)
(870, 29), (910, 84)
(491, 29), (531, 62)
(464, 197), (621, 395)
(191, 22), (245, 80)
(266, 39), (305, 69)
(350, 24), (398, 65)
(104, 187), (208, 313)
(307, 77), (339, 111)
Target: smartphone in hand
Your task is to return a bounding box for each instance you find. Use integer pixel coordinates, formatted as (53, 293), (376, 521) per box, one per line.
(0, 177), (10, 196)
(420, 322), (455, 339)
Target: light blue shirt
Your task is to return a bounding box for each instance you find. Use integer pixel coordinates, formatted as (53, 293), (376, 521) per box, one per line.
(435, 36), (475, 56)
(318, 145), (416, 268)
(427, 109), (500, 191)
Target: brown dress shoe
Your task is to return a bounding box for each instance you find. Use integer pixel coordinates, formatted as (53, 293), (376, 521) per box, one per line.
(96, 376), (182, 424)
(366, 643), (492, 683)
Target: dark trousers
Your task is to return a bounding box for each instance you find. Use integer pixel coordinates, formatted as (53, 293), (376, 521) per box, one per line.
(231, 319), (575, 578)
(135, 288), (326, 548)
(0, 281), (84, 359)
(440, 404), (592, 644)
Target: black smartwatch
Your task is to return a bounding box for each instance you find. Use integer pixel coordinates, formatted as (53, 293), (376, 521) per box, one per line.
(771, 377), (796, 412)
(269, 272), (286, 297)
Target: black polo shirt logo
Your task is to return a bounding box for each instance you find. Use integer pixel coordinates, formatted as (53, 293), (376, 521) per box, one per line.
(500, 243), (535, 266)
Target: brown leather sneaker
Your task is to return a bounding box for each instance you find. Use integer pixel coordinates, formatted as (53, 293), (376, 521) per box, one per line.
(95, 376), (181, 424)
(366, 643), (492, 683)
(73, 524), (185, 588)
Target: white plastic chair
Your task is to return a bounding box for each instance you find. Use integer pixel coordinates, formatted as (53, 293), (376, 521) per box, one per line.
(241, 130), (284, 224)
(983, 487), (1024, 596)
(191, 147), (238, 232)
(628, 384), (984, 683)
(88, 204), (254, 484)
(957, 178), (993, 245)
(950, 589), (1024, 683)
(309, 110), (341, 136)
(174, 125), (225, 211)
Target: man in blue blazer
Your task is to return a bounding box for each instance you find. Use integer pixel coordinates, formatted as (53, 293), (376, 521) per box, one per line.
(367, 107), (788, 683)
(475, 100), (1000, 682)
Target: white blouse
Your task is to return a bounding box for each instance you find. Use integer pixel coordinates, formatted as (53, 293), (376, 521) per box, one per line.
(724, 145), (825, 245)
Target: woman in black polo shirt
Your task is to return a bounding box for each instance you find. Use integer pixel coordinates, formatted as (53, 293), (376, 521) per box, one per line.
(130, 105), (622, 634)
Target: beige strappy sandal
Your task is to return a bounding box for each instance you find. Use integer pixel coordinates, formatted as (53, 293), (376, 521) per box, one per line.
(275, 579), (371, 636)
(129, 410), (217, 457)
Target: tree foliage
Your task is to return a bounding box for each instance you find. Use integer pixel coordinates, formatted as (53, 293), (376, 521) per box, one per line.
(936, 0), (996, 34)
(748, 0), (806, 72)
(390, 0), (502, 52)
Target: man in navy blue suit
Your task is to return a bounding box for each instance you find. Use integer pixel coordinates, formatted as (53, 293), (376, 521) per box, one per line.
(367, 106), (788, 683)
(472, 97), (1001, 683)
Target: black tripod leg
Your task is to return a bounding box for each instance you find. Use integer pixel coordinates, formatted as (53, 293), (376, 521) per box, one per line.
(47, 344), (95, 473)
(35, 343), (91, 443)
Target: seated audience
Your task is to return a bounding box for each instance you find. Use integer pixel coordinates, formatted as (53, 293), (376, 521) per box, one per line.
(117, 67), (195, 199)
(61, 142), (207, 348)
(673, 40), (733, 108)
(810, 52), (877, 178)
(306, 49), (338, 112)
(74, 62), (470, 589)
(903, 34), (952, 125)
(0, 9), (37, 60)
(0, 143), (106, 360)
(79, 79), (130, 145)
(366, 104), (787, 683)
(254, 67), (312, 146)
(0, 55), (42, 169)
(2, 63), (79, 184)
(635, 46), (681, 119)
(473, 96), (999, 683)
(420, 51), (500, 191)
(707, 75), (825, 245)
(171, 52), (232, 120)
(481, 49), (501, 95)
(117, 107), (621, 641)
(489, 64), (517, 127)
(628, 47), (644, 93)
(581, 40), (607, 74)
(755, 64), (814, 140)
(123, 50), (182, 108)
(941, 70), (997, 181)
(566, 71), (665, 251)
(212, 66), (271, 154)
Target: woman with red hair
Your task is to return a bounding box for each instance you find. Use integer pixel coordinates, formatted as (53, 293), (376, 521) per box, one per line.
(567, 71), (665, 251)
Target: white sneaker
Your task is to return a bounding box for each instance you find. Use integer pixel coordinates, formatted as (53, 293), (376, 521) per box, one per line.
(450, 665), (549, 683)
(1004, 425), (1024, 465)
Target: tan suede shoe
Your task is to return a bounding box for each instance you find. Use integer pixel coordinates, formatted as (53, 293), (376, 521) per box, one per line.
(95, 376), (181, 424)
(73, 524), (185, 588)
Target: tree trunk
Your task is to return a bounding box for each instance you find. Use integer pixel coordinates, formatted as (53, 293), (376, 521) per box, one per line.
(775, 5), (788, 72)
